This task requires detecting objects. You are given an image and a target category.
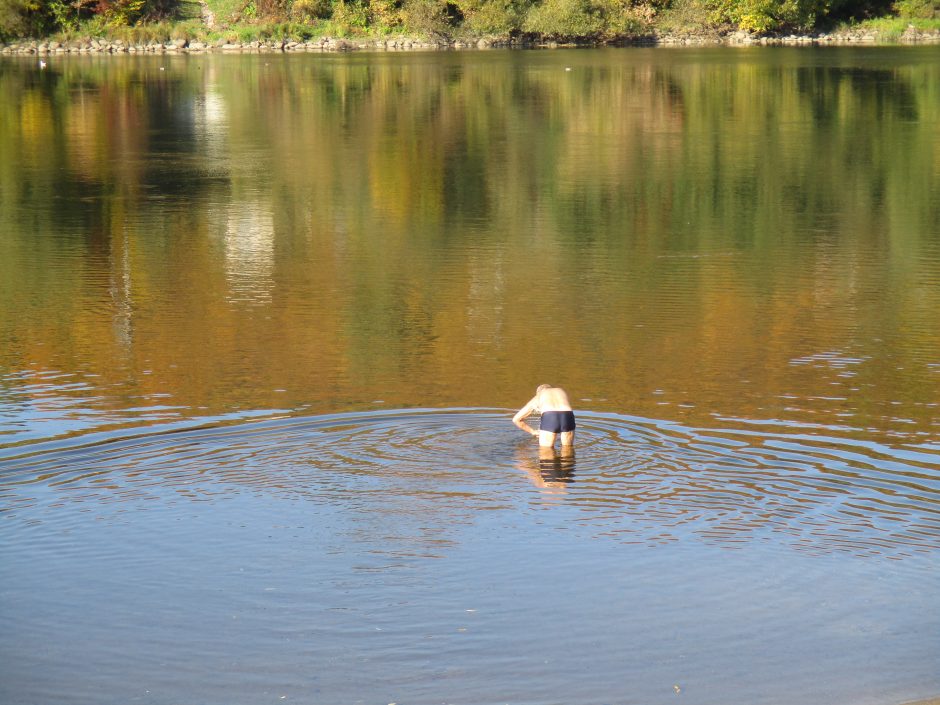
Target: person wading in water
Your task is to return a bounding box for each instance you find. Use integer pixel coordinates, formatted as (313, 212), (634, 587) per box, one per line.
(512, 384), (576, 448)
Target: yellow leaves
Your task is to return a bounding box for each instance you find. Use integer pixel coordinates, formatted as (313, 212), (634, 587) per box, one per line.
(100, 0), (149, 26)
(706, 0), (824, 31)
(368, 0), (404, 26)
(736, 6), (777, 31)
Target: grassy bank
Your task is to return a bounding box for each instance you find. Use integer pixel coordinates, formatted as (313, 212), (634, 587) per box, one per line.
(839, 13), (940, 40)
(1, 0), (938, 46)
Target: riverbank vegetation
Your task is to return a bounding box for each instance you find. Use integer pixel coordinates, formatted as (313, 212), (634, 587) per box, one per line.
(1, 0), (938, 43)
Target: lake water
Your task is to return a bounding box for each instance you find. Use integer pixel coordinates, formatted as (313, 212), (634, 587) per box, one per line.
(1, 47), (938, 705)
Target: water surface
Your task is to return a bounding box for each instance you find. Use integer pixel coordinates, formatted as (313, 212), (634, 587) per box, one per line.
(1, 47), (939, 705)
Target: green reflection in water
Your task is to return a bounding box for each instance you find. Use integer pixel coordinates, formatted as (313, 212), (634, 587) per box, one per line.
(0, 48), (938, 440)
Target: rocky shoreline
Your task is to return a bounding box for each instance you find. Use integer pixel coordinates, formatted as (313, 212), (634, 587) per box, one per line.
(2, 26), (938, 55)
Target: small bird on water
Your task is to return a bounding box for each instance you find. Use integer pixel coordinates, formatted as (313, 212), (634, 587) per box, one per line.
(39, 60), (47, 69)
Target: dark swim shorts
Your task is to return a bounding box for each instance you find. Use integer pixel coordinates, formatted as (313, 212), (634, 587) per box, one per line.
(540, 411), (576, 433)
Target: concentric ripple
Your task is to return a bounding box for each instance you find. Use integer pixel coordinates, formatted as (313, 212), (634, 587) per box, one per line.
(576, 413), (940, 557)
(2, 408), (938, 559)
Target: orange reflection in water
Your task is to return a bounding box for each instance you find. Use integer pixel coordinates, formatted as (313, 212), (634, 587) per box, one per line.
(0, 50), (938, 443)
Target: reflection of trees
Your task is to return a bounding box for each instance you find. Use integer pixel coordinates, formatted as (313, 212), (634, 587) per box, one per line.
(0, 52), (938, 430)
(222, 202), (275, 304)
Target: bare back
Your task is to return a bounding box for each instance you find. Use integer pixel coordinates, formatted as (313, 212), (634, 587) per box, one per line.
(536, 386), (572, 413)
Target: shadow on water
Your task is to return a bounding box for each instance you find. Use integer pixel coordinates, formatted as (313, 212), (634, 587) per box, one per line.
(2, 408), (938, 559)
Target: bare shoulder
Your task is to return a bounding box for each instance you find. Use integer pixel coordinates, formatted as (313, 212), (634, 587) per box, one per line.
(538, 387), (573, 411)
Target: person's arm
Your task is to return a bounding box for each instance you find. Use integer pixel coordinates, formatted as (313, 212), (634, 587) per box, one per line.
(513, 397), (540, 437)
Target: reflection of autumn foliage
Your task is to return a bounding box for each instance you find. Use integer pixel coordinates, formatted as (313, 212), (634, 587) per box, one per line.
(0, 54), (938, 433)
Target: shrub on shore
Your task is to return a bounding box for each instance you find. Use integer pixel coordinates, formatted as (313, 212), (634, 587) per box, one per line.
(0, 0), (196, 40)
(1, 0), (938, 42)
